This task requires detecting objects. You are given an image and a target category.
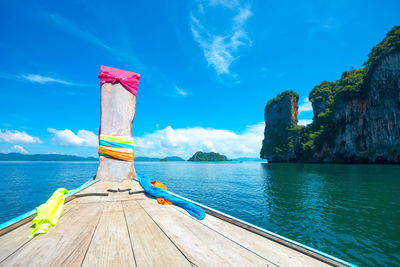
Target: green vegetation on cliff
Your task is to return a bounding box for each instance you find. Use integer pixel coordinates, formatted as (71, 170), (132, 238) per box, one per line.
(335, 68), (365, 100)
(261, 91), (299, 162)
(261, 25), (400, 163)
(261, 122), (298, 157)
(309, 81), (335, 115)
(364, 25), (400, 83)
(265, 90), (299, 110)
(299, 26), (400, 158)
(188, 151), (228, 161)
(309, 25), (400, 111)
(299, 68), (365, 159)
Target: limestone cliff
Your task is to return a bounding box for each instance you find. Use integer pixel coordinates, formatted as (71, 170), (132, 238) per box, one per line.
(260, 91), (299, 162)
(329, 52), (400, 163)
(261, 25), (400, 163)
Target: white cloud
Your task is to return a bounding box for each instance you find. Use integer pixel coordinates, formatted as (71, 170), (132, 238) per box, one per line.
(48, 128), (97, 147)
(10, 145), (29, 154)
(0, 129), (42, 144)
(20, 74), (73, 85)
(134, 122), (264, 159)
(174, 85), (189, 96)
(0, 73), (88, 87)
(298, 119), (313, 126)
(298, 97), (313, 113)
(190, 2), (252, 75)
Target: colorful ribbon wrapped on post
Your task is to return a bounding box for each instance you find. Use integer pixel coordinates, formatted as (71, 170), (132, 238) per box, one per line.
(98, 134), (134, 161)
(97, 66), (140, 161)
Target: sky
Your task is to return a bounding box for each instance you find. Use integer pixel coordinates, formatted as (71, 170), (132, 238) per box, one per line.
(0, 0), (399, 159)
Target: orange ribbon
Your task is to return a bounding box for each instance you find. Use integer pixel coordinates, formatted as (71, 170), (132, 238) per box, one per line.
(150, 181), (172, 205)
(98, 145), (134, 161)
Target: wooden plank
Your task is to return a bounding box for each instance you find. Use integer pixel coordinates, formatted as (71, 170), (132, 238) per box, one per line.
(137, 199), (273, 266)
(172, 205), (330, 267)
(77, 180), (143, 194)
(122, 200), (191, 267)
(81, 201), (136, 267)
(205, 209), (341, 266)
(1, 203), (102, 266)
(0, 203), (76, 263)
(71, 179), (145, 203)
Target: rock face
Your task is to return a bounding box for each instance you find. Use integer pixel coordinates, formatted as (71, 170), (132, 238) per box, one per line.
(261, 25), (400, 163)
(330, 52), (400, 163)
(260, 91), (299, 162)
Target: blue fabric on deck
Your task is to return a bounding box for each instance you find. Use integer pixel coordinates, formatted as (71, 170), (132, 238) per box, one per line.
(138, 174), (206, 220)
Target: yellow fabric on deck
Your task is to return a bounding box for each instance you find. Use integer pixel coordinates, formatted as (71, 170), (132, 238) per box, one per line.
(29, 188), (69, 238)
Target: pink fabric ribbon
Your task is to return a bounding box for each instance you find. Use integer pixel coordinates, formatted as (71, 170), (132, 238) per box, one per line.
(98, 65), (140, 96)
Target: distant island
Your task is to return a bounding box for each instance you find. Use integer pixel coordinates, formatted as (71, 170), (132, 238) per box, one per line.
(160, 156), (185, 162)
(0, 153), (98, 161)
(0, 153), (262, 163)
(188, 151), (229, 161)
(261, 25), (400, 163)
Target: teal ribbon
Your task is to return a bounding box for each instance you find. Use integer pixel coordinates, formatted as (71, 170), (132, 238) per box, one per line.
(99, 139), (133, 149)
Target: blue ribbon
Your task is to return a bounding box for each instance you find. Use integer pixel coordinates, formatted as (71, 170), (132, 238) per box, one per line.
(99, 139), (133, 149)
(137, 174), (206, 220)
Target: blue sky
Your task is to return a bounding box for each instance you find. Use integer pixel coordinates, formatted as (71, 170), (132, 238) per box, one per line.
(0, 0), (398, 159)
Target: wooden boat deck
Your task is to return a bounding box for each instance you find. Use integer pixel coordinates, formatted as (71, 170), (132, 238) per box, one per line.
(0, 180), (342, 266)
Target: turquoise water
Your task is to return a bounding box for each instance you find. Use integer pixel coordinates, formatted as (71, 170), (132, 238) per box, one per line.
(0, 162), (399, 266)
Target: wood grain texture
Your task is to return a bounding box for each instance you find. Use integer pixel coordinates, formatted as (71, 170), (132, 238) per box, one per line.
(1, 203), (102, 266)
(96, 82), (137, 181)
(0, 204), (76, 263)
(81, 201), (136, 267)
(172, 205), (330, 267)
(0, 177), (334, 266)
(71, 180), (146, 203)
(123, 200), (191, 267)
(0, 215), (35, 237)
(137, 199), (272, 266)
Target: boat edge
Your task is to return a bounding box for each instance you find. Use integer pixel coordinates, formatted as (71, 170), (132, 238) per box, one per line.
(0, 178), (100, 236)
(0, 175), (357, 267)
(135, 173), (357, 267)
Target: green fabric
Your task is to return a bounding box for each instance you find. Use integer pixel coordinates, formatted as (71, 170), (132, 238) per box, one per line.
(29, 188), (69, 238)
(100, 134), (133, 145)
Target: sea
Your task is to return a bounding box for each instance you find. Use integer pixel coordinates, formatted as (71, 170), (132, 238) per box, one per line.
(0, 161), (399, 266)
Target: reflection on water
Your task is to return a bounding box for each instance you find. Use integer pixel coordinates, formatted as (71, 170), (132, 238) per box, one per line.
(0, 162), (98, 224)
(260, 163), (400, 266)
(0, 161), (399, 266)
